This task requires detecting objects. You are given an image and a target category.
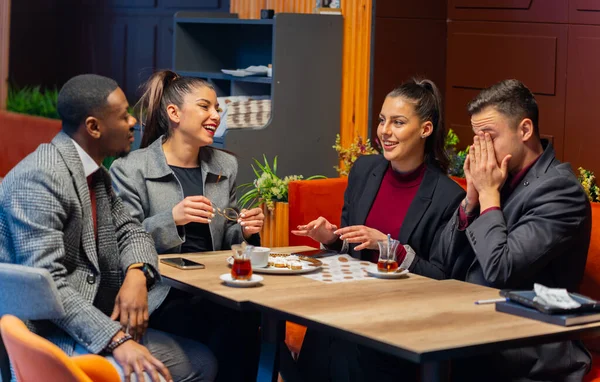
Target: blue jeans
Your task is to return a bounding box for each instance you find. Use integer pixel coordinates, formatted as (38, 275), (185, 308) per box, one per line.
(74, 328), (217, 382)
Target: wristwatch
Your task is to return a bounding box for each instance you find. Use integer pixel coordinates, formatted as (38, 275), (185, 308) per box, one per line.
(128, 263), (156, 289)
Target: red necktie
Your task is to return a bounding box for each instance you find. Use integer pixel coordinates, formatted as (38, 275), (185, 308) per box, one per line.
(87, 174), (98, 239)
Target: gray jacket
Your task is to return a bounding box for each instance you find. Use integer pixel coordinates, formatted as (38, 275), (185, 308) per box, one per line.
(0, 132), (160, 355)
(110, 137), (257, 255)
(440, 141), (592, 381)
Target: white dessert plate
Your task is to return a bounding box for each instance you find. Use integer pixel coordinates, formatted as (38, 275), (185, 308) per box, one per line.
(227, 254), (322, 275)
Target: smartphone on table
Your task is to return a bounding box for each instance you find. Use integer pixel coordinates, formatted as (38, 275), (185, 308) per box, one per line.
(290, 249), (338, 258)
(160, 257), (205, 270)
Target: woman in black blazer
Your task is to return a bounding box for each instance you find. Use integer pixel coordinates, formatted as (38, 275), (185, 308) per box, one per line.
(291, 78), (467, 382)
(293, 78), (465, 281)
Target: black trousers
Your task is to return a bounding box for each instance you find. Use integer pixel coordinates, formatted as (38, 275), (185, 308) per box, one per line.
(295, 328), (418, 382)
(150, 288), (262, 382)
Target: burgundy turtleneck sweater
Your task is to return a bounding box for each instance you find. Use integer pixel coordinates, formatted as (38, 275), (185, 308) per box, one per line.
(364, 163), (426, 261)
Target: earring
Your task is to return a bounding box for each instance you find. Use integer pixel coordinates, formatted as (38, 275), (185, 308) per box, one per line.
(421, 135), (426, 139)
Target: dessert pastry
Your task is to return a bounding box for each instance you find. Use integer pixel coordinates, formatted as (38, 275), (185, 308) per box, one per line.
(289, 260), (303, 270)
(268, 256), (276, 267)
(274, 258), (287, 268)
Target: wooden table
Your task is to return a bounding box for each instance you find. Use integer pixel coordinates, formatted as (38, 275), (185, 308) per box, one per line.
(159, 247), (600, 381)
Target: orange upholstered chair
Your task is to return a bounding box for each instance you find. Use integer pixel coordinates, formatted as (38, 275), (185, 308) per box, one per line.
(288, 177), (348, 247)
(285, 178), (348, 356)
(0, 315), (120, 382)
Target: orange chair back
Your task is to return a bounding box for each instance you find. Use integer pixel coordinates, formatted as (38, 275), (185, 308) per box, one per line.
(580, 203), (600, 300)
(0, 315), (119, 382)
(288, 178), (348, 247)
(451, 176), (467, 191)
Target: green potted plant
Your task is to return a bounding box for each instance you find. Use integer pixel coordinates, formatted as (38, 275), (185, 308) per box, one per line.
(238, 155), (326, 211)
(238, 155), (326, 247)
(445, 128), (470, 180)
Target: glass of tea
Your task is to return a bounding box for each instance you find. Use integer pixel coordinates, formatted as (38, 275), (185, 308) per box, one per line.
(377, 239), (400, 273)
(231, 244), (254, 280)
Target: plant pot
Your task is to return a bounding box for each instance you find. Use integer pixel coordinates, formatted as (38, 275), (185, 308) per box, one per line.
(0, 111), (61, 177)
(260, 201), (289, 247)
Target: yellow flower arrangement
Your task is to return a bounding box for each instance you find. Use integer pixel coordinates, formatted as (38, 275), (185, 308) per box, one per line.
(578, 167), (599, 203)
(332, 134), (379, 176)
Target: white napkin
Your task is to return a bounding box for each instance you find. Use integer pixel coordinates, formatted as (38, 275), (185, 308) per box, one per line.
(533, 283), (581, 310)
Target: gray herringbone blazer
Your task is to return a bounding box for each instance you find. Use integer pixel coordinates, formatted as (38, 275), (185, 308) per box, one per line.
(0, 132), (159, 355)
(110, 136), (258, 255)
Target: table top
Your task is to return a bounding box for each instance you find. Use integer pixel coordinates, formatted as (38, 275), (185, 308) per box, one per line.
(159, 246), (600, 363)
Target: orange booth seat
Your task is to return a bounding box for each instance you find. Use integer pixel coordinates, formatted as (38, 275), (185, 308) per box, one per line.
(0, 111), (62, 177)
(583, 203), (600, 382)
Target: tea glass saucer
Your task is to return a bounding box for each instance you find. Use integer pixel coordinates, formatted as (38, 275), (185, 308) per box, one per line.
(365, 265), (409, 279)
(219, 273), (263, 287)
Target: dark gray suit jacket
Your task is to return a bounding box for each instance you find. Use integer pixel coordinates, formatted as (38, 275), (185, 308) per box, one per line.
(441, 141), (592, 381)
(339, 154), (465, 279)
(0, 132), (159, 355)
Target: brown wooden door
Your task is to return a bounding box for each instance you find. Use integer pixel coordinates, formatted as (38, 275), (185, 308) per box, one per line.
(564, 25), (600, 175)
(445, 21), (568, 157)
(448, 0), (568, 23)
(570, 0), (600, 25)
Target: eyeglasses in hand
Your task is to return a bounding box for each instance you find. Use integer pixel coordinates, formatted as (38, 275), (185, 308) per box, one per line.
(214, 206), (239, 222)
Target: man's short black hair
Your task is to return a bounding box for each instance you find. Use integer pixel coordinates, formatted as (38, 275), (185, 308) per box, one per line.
(467, 79), (539, 137)
(57, 74), (119, 134)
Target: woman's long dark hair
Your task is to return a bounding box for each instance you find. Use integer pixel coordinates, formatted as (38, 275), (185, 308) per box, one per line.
(136, 70), (214, 148)
(386, 78), (449, 173)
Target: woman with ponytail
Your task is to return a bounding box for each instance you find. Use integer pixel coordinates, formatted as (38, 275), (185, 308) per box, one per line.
(110, 70), (264, 381)
(290, 79), (468, 381)
(293, 78), (465, 278)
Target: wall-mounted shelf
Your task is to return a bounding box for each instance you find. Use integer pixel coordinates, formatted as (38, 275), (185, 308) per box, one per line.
(177, 71), (273, 84)
(173, 13), (343, 185)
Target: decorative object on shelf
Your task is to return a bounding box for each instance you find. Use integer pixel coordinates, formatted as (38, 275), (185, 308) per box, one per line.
(445, 128), (469, 178)
(260, 9), (275, 19)
(238, 155), (326, 247)
(578, 167), (600, 203)
(332, 133), (378, 177)
(221, 65), (269, 78)
(226, 99), (271, 129)
(315, 0), (341, 14)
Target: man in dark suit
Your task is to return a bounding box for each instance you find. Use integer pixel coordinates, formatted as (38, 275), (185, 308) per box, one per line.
(440, 79), (591, 381)
(0, 74), (216, 382)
